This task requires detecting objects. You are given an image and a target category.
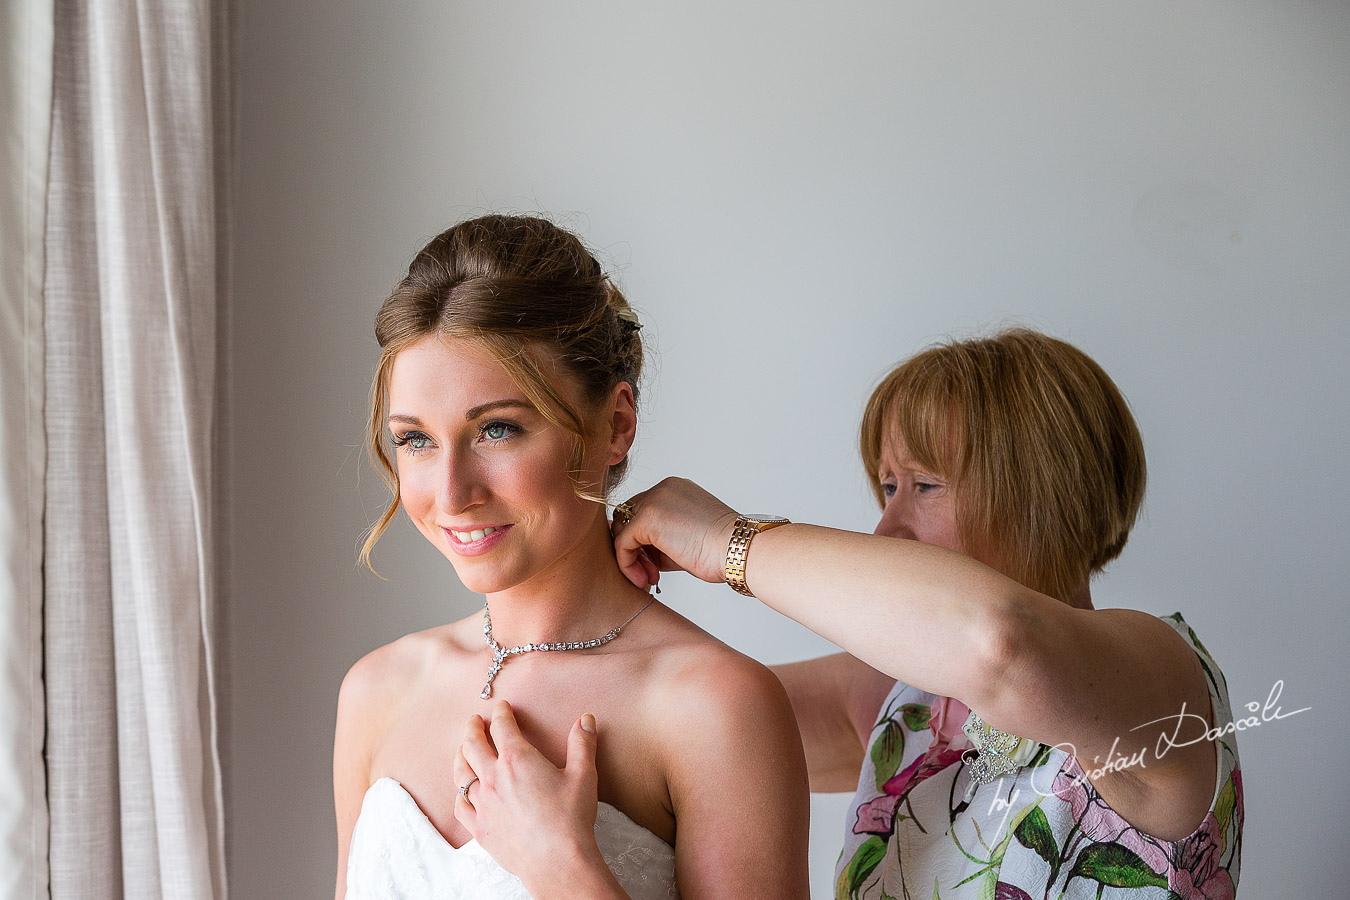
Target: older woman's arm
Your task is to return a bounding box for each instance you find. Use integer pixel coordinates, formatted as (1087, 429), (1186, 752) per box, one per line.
(615, 478), (1218, 841)
(770, 653), (896, 793)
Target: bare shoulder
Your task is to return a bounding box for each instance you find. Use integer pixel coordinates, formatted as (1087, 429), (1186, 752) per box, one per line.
(342, 630), (427, 703)
(337, 620), (472, 730)
(664, 643), (789, 718)
(333, 622), (473, 896)
(629, 607), (811, 897)
(640, 610), (787, 709)
(1070, 607), (1213, 717)
(1033, 605), (1218, 840)
(634, 608), (799, 755)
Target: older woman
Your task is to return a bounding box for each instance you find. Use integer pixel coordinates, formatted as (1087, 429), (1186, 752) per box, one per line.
(456, 328), (1243, 899)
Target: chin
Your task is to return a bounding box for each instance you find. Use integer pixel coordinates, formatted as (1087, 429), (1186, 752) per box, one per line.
(441, 555), (520, 596)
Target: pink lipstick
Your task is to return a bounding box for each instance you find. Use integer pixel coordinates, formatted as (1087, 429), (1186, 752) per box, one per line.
(443, 524), (512, 557)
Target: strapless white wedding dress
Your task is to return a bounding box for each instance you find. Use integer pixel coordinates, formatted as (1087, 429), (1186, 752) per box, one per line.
(346, 777), (679, 899)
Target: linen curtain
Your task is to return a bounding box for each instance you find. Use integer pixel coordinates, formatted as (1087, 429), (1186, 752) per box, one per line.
(0, 0), (54, 897)
(0, 0), (230, 896)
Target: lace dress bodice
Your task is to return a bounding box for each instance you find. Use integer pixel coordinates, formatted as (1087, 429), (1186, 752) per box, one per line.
(345, 777), (680, 899)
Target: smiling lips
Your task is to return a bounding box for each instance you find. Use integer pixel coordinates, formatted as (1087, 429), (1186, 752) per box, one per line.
(443, 524), (511, 556)
(452, 526), (501, 543)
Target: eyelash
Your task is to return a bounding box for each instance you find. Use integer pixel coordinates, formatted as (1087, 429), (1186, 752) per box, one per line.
(390, 421), (521, 456)
(881, 480), (940, 498)
(391, 430), (432, 455)
(477, 420), (520, 444)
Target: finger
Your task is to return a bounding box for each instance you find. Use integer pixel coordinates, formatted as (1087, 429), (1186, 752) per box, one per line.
(614, 523), (652, 589)
(452, 746), (475, 786)
(565, 714), (599, 778)
(647, 544), (683, 572)
(460, 714), (497, 775)
(615, 543), (651, 589)
(636, 548), (660, 590)
(454, 789), (478, 833)
(452, 746), (481, 831)
(488, 699), (526, 746)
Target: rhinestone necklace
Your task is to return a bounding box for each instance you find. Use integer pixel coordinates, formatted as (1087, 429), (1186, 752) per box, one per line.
(479, 598), (655, 699)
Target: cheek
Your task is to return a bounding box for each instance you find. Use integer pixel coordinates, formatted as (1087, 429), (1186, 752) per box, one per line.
(395, 461), (435, 515)
(489, 445), (584, 518)
(908, 500), (963, 553)
(936, 520), (964, 554)
(930, 504), (966, 555)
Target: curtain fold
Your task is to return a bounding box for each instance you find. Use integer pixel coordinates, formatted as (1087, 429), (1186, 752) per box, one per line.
(0, 0), (54, 898)
(44, 0), (229, 896)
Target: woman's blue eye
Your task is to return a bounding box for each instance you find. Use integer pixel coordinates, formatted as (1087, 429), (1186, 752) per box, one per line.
(915, 481), (940, 494)
(881, 483), (897, 498)
(479, 421), (518, 443)
(393, 431), (432, 454)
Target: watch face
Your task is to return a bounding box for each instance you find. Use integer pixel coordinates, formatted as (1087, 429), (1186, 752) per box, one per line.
(741, 514), (790, 524)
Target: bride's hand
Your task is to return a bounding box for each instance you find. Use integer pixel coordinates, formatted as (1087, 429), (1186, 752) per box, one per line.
(454, 701), (616, 896)
(611, 477), (739, 590)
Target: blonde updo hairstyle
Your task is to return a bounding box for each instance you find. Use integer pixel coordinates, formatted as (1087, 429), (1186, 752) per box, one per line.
(860, 328), (1146, 603)
(362, 214), (644, 570)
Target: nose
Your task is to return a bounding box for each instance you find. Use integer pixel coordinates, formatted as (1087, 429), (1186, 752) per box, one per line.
(437, 446), (486, 514)
(872, 497), (917, 541)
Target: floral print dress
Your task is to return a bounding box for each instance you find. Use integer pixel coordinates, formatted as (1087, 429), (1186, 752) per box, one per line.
(834, 614), (1243, 900)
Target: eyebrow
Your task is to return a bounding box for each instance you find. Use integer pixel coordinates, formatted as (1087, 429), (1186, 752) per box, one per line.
(464, 399), (535, 420)
(386, 399), (535, 429)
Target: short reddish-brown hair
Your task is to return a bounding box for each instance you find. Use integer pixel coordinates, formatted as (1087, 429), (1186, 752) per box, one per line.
(859, 328), (1146, 602)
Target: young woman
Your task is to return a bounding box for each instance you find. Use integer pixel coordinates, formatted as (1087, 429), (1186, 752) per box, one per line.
(463, 328), (1243, 899)
(333, 215), (810, 899)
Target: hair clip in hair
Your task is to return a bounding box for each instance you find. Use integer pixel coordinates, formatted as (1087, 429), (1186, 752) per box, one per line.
(616, 307), (642, 330)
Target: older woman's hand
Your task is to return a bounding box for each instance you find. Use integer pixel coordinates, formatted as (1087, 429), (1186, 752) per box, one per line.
(454, 701), (623, 898)
(611, 477), (739, 590)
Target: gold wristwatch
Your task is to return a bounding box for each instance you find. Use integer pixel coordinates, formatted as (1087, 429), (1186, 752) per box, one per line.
(724, 514), (790, 597)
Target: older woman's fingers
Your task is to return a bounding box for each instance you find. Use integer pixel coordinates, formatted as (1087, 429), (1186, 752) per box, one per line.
(636, 549), (661, 591)
(460, 714), (497, 777)
(614, 520), (654, 588)
(611, 492), (653, 587)
(616, 551), (651, 589)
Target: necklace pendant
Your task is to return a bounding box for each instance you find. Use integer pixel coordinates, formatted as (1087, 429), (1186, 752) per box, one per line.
(477, 598), (656, 700)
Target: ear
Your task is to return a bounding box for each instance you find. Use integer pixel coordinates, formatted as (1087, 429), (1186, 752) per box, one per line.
(604, 381), (638, 466)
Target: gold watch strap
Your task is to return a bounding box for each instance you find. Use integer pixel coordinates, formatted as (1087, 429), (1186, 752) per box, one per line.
(724, 515), (789, 597)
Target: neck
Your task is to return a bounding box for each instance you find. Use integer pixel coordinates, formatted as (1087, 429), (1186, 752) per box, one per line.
(482, 508), (653, 646)
(1068, 582), (1094, 610)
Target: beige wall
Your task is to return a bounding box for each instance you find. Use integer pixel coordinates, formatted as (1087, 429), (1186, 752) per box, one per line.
(230, 2), (1350, 896)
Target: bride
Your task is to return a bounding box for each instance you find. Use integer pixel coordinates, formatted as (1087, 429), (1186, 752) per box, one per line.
(333, 214), (810, 899)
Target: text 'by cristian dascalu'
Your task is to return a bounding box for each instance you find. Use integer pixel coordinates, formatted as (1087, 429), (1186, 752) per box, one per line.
(983, 678), (1306, 820)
